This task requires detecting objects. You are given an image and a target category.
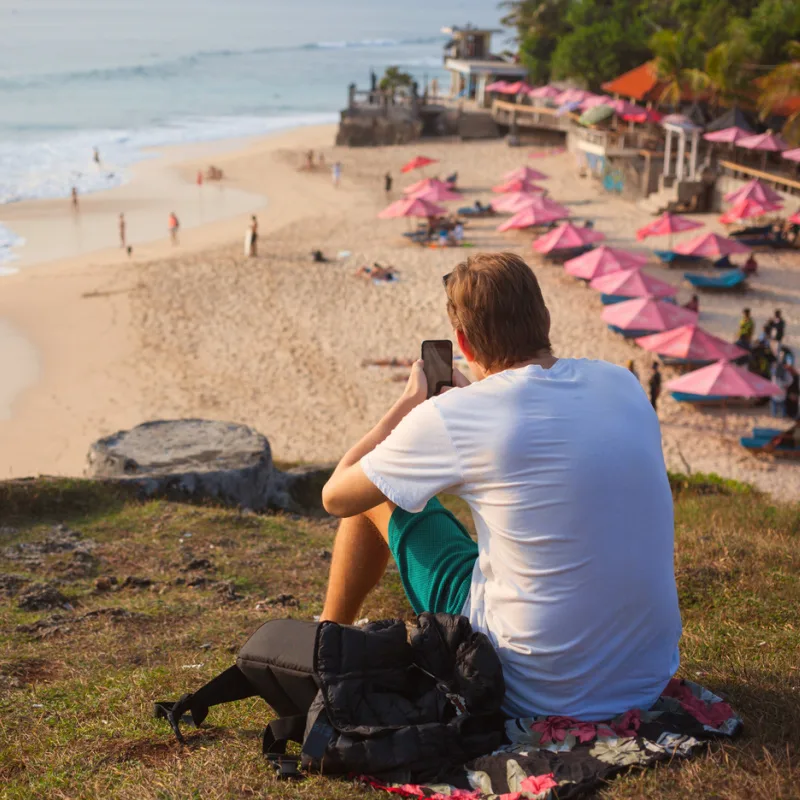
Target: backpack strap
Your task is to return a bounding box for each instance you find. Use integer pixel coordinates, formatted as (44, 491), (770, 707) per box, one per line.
(262, 714), (308, 780)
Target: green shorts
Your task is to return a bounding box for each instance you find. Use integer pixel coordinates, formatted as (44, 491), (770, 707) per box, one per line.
(388, 497), (478, 616)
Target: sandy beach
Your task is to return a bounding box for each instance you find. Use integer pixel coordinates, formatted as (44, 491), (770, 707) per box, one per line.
(0, 124), (798, 499)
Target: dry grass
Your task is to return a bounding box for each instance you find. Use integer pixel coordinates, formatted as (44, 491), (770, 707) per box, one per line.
(1, 477), (798, 799)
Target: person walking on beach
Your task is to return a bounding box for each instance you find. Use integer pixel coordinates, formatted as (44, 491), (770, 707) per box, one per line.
(168, 212), (180, 245)
(248, 215), (258, 257)
(384, 172), (393, 195)
(119, 213), (126, 248)
(71, 186), (79, 212)
(649, 362), (662, 411)
(770, 309), (785, 353)
(626, 359), (638, 380)
(332, 161), (342, 188)
(770, 360), (791, 418)
(736, 308), (754, 349)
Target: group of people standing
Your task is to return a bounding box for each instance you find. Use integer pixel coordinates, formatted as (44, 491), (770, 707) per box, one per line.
(736, 307), (797, 419)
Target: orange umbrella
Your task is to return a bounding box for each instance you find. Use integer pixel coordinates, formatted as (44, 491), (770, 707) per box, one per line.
(400, 156), (438, 174)
(378, 196), (446, 219)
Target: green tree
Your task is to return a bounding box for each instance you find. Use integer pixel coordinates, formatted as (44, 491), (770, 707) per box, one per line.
(745, 0), (800, 66)
(379, 66), (413, 95)
(650, 29), (698, 108)
(758, 41), (800, 143)
(500, 0), (571, 84)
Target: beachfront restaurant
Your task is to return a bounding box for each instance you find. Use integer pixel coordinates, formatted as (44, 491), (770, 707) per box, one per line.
(442, 25), (527, 108)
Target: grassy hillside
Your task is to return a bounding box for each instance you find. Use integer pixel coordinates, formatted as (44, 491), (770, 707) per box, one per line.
(1, 477), (798, 799)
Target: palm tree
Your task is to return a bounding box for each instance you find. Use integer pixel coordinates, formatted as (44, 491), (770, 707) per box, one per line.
(650, 30), (695, 109)
(758, 41), (800, 144)
(379, 67), (414, 95)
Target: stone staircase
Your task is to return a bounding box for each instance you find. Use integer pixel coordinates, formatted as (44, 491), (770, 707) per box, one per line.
(637, 183), (677, 216)
(457, 110), (499, 140)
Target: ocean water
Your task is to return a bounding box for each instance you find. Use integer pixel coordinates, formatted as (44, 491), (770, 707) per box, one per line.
(0, 0), (505, 261)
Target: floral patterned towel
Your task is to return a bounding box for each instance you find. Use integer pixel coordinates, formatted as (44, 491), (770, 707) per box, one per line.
(362, 679), (742, 800)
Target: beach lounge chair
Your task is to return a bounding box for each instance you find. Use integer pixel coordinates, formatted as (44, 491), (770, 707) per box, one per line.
(683, 269), (747, 290)
(457, 206), (496, 218)
(606, 324), (656, 338)
(730, 224), (771, 240)
(654, 250), (704, 267)
(670, 392), (729, 404)
(543, 245), (593, 263)
(740, 423), (800, 458)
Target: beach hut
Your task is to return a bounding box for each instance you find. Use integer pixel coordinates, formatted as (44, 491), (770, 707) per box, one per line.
(503, 166), (548, 182)
(601, 297), (698, 338)
(666, 360), (781, 405)
(532, 223), (605, 259)
(723, 179), (783, 206)
(497, 205), (566, 232)
(636, 324), (747, 367)
(589, 268), (677, 304)
(564, 246), (648, 281)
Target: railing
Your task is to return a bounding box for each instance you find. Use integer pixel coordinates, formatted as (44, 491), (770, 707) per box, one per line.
(718, 159), (800, 195)
(570, 125), (657, 155)
(491, 99), (572, 131)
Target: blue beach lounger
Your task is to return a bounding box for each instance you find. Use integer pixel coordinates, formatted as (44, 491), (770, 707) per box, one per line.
(684, 269), (747, 290)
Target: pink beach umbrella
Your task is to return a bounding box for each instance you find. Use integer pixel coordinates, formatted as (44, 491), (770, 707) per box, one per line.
(492, 190), (551, 213)
(636, 325), (747, 363)
(492, 177), (546, 194)
(579, 95), (612, 111)
(532, 222), (605, 254)
(590, 268), (677, 300)
(789, 210), (800, 225)
(496, 194), (570, 217)
(410, 184), (462, 202)
(783, 147), (800, 163)
(703, 126), (752, 144)
(602, 297), (698, 332)
(496, 81), (530, 95)
(378, 196), (446, 219)
(736, 131), (788, 152)
(556, 88), (593, 105)
(528, 85), (561, 99)
(719, 198), (782, 225)
(564, 246), (648, 281)
(403, 177), (457, 196)
(673, 232), (751, 258)
(607, 99), (646, 117)
(666, 360), (781, 399)
(724, 178), (783, 206)
(503, 165), (549, 182)
(636, 212), (703, 241)
(497, 205), (566, 231)
(623, 108), (663, 124)
(485, 80), (510, 93)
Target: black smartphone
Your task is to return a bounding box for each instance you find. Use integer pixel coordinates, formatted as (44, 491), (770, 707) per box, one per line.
(421, 340), (453, 398)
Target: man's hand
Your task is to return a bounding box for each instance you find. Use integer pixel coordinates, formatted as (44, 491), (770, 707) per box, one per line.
(401, 360), (428, 407)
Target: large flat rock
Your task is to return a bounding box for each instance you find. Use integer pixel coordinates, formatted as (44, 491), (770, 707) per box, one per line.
(86, 419), (332, 515)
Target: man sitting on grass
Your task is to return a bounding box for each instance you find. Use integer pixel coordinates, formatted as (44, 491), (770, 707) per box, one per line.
(322, 251), (682, 720)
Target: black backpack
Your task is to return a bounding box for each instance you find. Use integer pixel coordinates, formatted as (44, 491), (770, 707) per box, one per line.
(155, 614), (506, 783)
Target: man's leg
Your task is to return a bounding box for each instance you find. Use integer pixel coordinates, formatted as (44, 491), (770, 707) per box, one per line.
(320, 504), (394, 624)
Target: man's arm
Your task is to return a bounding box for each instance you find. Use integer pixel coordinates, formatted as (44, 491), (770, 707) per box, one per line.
(322, 362), (470, 518)
(322, 362), (429, 518)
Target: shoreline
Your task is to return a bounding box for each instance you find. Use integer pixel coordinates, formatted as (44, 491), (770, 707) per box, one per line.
(0, 126), (797, 500)
(0, 122), (338, 477)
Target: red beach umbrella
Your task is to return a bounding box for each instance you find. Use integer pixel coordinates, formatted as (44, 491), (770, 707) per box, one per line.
(400, 155), (438, 174)
(590, 268), (677, 300)
(636, 325), (747, 362)
(666, 360), (782, 398)
(497, 205), (566, 231)
(564, 246), (648, 281)
(378, 196), (446, 219)
(636, 212), (703, 241)
(673, 233), (750, 258)
(532, 222), (605, 253)
(492, 177), (546, 194)
(503, 166), (549, 182)
(719, 198), (782, 224)
(623, 108), (663, 124)
(602, 297), (698, 332)
(723, 179), (783, 206)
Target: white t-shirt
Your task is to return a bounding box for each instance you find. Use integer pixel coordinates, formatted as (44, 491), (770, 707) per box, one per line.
(361, 358), (682, 720)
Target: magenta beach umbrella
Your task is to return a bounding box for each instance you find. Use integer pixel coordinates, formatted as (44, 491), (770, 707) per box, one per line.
(703, 127), (752, 144)
(723, 178), (783, 206)
(497, 205), (566, 231)
(666, 360), (782, 399)
(673, 233), (750, 258)
(564, 246), (648, 281)
(378, 196), (446, 219)
(503, 165), (549, 182)
(532, 223), (605, 254)
(590, 268), (677, 300)
(602, 297), (698, 332)
(636, 325), (747, 363)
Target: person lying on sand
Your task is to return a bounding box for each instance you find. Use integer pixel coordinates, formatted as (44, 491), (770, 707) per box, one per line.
(311, 249), (329, 263)
(355, 263), (396, 282)
(322, 251), (681, 721)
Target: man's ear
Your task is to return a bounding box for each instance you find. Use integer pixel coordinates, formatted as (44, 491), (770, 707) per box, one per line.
(456, 329), (475, 363)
